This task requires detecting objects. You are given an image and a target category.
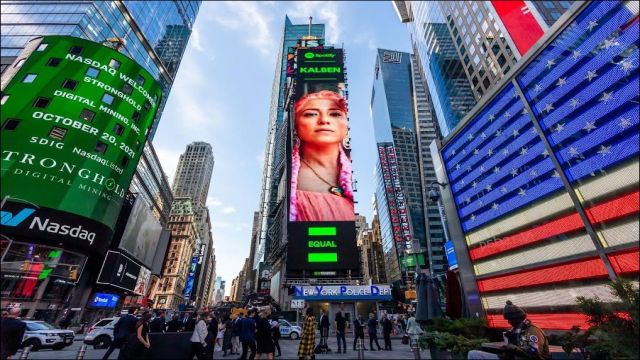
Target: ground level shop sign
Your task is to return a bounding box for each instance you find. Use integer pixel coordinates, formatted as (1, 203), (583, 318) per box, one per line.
(0, 36), (161, 254)
(292, 285), (392, 301)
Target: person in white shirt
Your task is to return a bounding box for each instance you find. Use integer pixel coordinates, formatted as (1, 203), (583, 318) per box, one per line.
(189, 313), (209, 360)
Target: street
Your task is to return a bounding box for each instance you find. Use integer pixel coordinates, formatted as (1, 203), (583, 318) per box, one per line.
(23, 336), (417, 359)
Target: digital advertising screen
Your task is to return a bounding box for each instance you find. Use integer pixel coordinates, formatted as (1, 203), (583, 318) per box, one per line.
(89, 292), (120, 308)
(286, 47), (360, 277)
(96, 250), (141, 293)
(0, 36), (162, 255)
(119, 197), (163, 269)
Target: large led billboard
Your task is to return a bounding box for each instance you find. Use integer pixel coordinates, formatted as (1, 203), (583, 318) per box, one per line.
(0, 36), (162, 255)
(286, 47), (360, 277)
(119, 197), (163, 269)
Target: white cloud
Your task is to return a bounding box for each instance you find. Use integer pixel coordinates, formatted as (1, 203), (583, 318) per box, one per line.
(154, 147), (182, 185)
(207, 196), (223, 208)
(190, 26), (205, 53)
(222, 207), (236, 214)
(286, 1), (342, 45)
(208, 1), (276, 57)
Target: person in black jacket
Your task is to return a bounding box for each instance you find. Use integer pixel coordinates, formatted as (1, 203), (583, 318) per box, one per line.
(102, 309), (138, 360)
(149, 310), (166, 333)
(166, 315), (181, 332)
(367, 313), (382, 351)
(1, 307), (26, 360)
(380, 314), (393, 350)
(317, 309), (330, 347)
(205, 313), (218, 359)
(352, 314), (367, 351)
(334, 310), (347, 354)
(270, 317), (281, 357)
(182, 312), (197, 332)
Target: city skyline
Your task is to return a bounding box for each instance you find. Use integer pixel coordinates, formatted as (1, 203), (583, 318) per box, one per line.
(152, 1), (411, 292)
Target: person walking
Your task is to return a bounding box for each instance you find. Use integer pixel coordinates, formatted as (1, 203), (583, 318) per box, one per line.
(122, 311), (151, 360)
(352, 314), (367, 351)
(166, 314), (181, 332)
(239, 309), (257, 360)
(367, 313), (382, 351)
(381, 313), (393, 350)
(255, 308), (274, 359)
(334, 309), (347, 354)
(216, 315), (226, 352)
(232, 313), (242, 355)
(103, 309), (137, 360)
(297, 308), (316, 360)
(149, 310), (166, 333)
(1, 306), (26, 360)
(406, 312), (423, 348)
(222, 316), (234, 357)
(317, 309), (329, 350)
(189, 313), (209, 360)
(270, 317), (281, 357)
(183, 312), (197, 332)
(206, 312), (219, 359)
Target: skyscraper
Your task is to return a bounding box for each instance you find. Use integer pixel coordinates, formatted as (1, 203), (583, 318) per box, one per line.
(0, 0), (201, 138)
(251, 16), (324, 288)
(171, 141), (215, 308)
(371, 49), (431, 287)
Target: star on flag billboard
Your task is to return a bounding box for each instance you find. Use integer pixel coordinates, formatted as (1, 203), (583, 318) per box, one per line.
(441, 1), (638, 330)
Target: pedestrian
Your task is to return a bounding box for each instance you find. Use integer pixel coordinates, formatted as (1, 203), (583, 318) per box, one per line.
(222, 315), (234, 357)
(232, 313), (242, 355)
(206, 312), (219, 359)
(189, 312), (209, 360)
(1, 306), (26, 360)
(334, 308), (347, 354)
(239, 309), (257, 360)
(255, 307), (274, 359)
(270, 317), (281, 357)
(468, 301), (549, 360)
(352, 314), (367, 351)
(297, 308), (316, 360)
(317, 309), (330, 349)
(367, 313), (382, 351)
(122, 310), (151, 360)
(405, 312), (423, 348)
(103, 309), (137, 360)
(59, 315), (72, 329)
(216, 315), (226, 351)
(166, 314), (181, 332)
(183, 311), (197, 332)
(397, 314), (406, 335)
(381, 313), (393, 350)
(149, 310), (166, 333)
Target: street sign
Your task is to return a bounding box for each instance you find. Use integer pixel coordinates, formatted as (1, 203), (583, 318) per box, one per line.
(291, 299), (305, 309)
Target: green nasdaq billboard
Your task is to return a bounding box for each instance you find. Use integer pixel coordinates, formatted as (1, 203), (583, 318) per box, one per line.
(1, 36), (161, 254)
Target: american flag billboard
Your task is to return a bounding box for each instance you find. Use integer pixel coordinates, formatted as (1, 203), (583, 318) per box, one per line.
(441, 1), (638, 330)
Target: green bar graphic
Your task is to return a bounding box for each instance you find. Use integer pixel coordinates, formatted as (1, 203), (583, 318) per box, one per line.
(308, 227), (337, 236)
(308, 253), (338, 263)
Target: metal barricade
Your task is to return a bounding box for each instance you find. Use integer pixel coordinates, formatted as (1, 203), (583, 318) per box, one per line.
(76, 344), (87, 360)
(19, 345), (32, 360)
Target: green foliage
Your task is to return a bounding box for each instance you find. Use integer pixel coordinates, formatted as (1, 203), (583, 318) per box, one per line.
(557, 326), (591, 357)
(571, 278), (639, 359)
(419, 318), (489, 356)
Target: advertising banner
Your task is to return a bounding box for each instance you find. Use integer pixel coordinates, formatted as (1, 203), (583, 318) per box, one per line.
(378, 144), (413, 250)
(286, 47), (359, 277)
(1, 36), (162, 254)
(88, 292), (120, 308)
(490, 0), (544, 56)
(96, 250), (141, 293)
(183, 255), (199, 300)
(292, 284), (392, 301)
(119, 197), (163, 268)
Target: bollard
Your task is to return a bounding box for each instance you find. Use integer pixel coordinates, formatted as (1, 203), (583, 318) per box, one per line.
(76, 344), (87, 360)
(357, 337), (365, 360)
(19, 345), (32, 360)
(410, 336), (425, 360)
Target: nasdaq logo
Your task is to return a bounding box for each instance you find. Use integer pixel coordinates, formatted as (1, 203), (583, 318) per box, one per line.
(0, 208), (36, 227)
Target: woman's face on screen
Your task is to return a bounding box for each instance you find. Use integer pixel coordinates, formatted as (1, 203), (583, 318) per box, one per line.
(295, 98), (347, 147)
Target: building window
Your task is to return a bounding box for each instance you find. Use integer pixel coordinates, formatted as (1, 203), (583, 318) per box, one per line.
(0, 95), (8, 105)
(62, 79), (78, 90)
(113, 123), (124, 136)
(14, 58), (26, 68)
(2, 118), (20, 131)
(132, 110), (141, 123)
(36, 43), (48, 51)
(22, 74), (37, 83)
(136, 74), (145, 86)
(143, 101), (151, 111)
(94, 141), (108, 154)
(68, 45), (83, 55)
(33, 97), (51, 108)
(47, 57), (62, 67)
(48, 126), (67, 140)
(122, 83), (133, 95)
(121, 156), (130, 168)
(135, 140), (141, 150)
(80, 109), (95, 122)
(86, 67), (99, 78)
(483, 77), (491, 89)
(101, 93), (114, 105)
(108, 59), (121, 70)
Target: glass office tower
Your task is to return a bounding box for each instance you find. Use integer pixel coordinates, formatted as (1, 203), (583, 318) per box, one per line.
(0, 0), (201, 138)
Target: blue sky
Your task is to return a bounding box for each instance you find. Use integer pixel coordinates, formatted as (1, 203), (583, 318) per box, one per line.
(153, 1), (411, 294)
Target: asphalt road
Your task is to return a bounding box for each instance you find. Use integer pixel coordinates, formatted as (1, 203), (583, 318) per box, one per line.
(22, 335), (420, 359)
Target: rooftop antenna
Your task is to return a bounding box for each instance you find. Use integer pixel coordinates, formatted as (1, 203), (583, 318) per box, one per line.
(308, 16), (312, 38)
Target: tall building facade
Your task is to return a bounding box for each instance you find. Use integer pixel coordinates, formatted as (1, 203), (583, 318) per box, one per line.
(358, 215), (387, 285)
(251, 17), (324, 286)
(0, 0), (201, 138)
(432, 0), (639, 329)
(171, 141), (215, 308)
(371, 49), (430, 288)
